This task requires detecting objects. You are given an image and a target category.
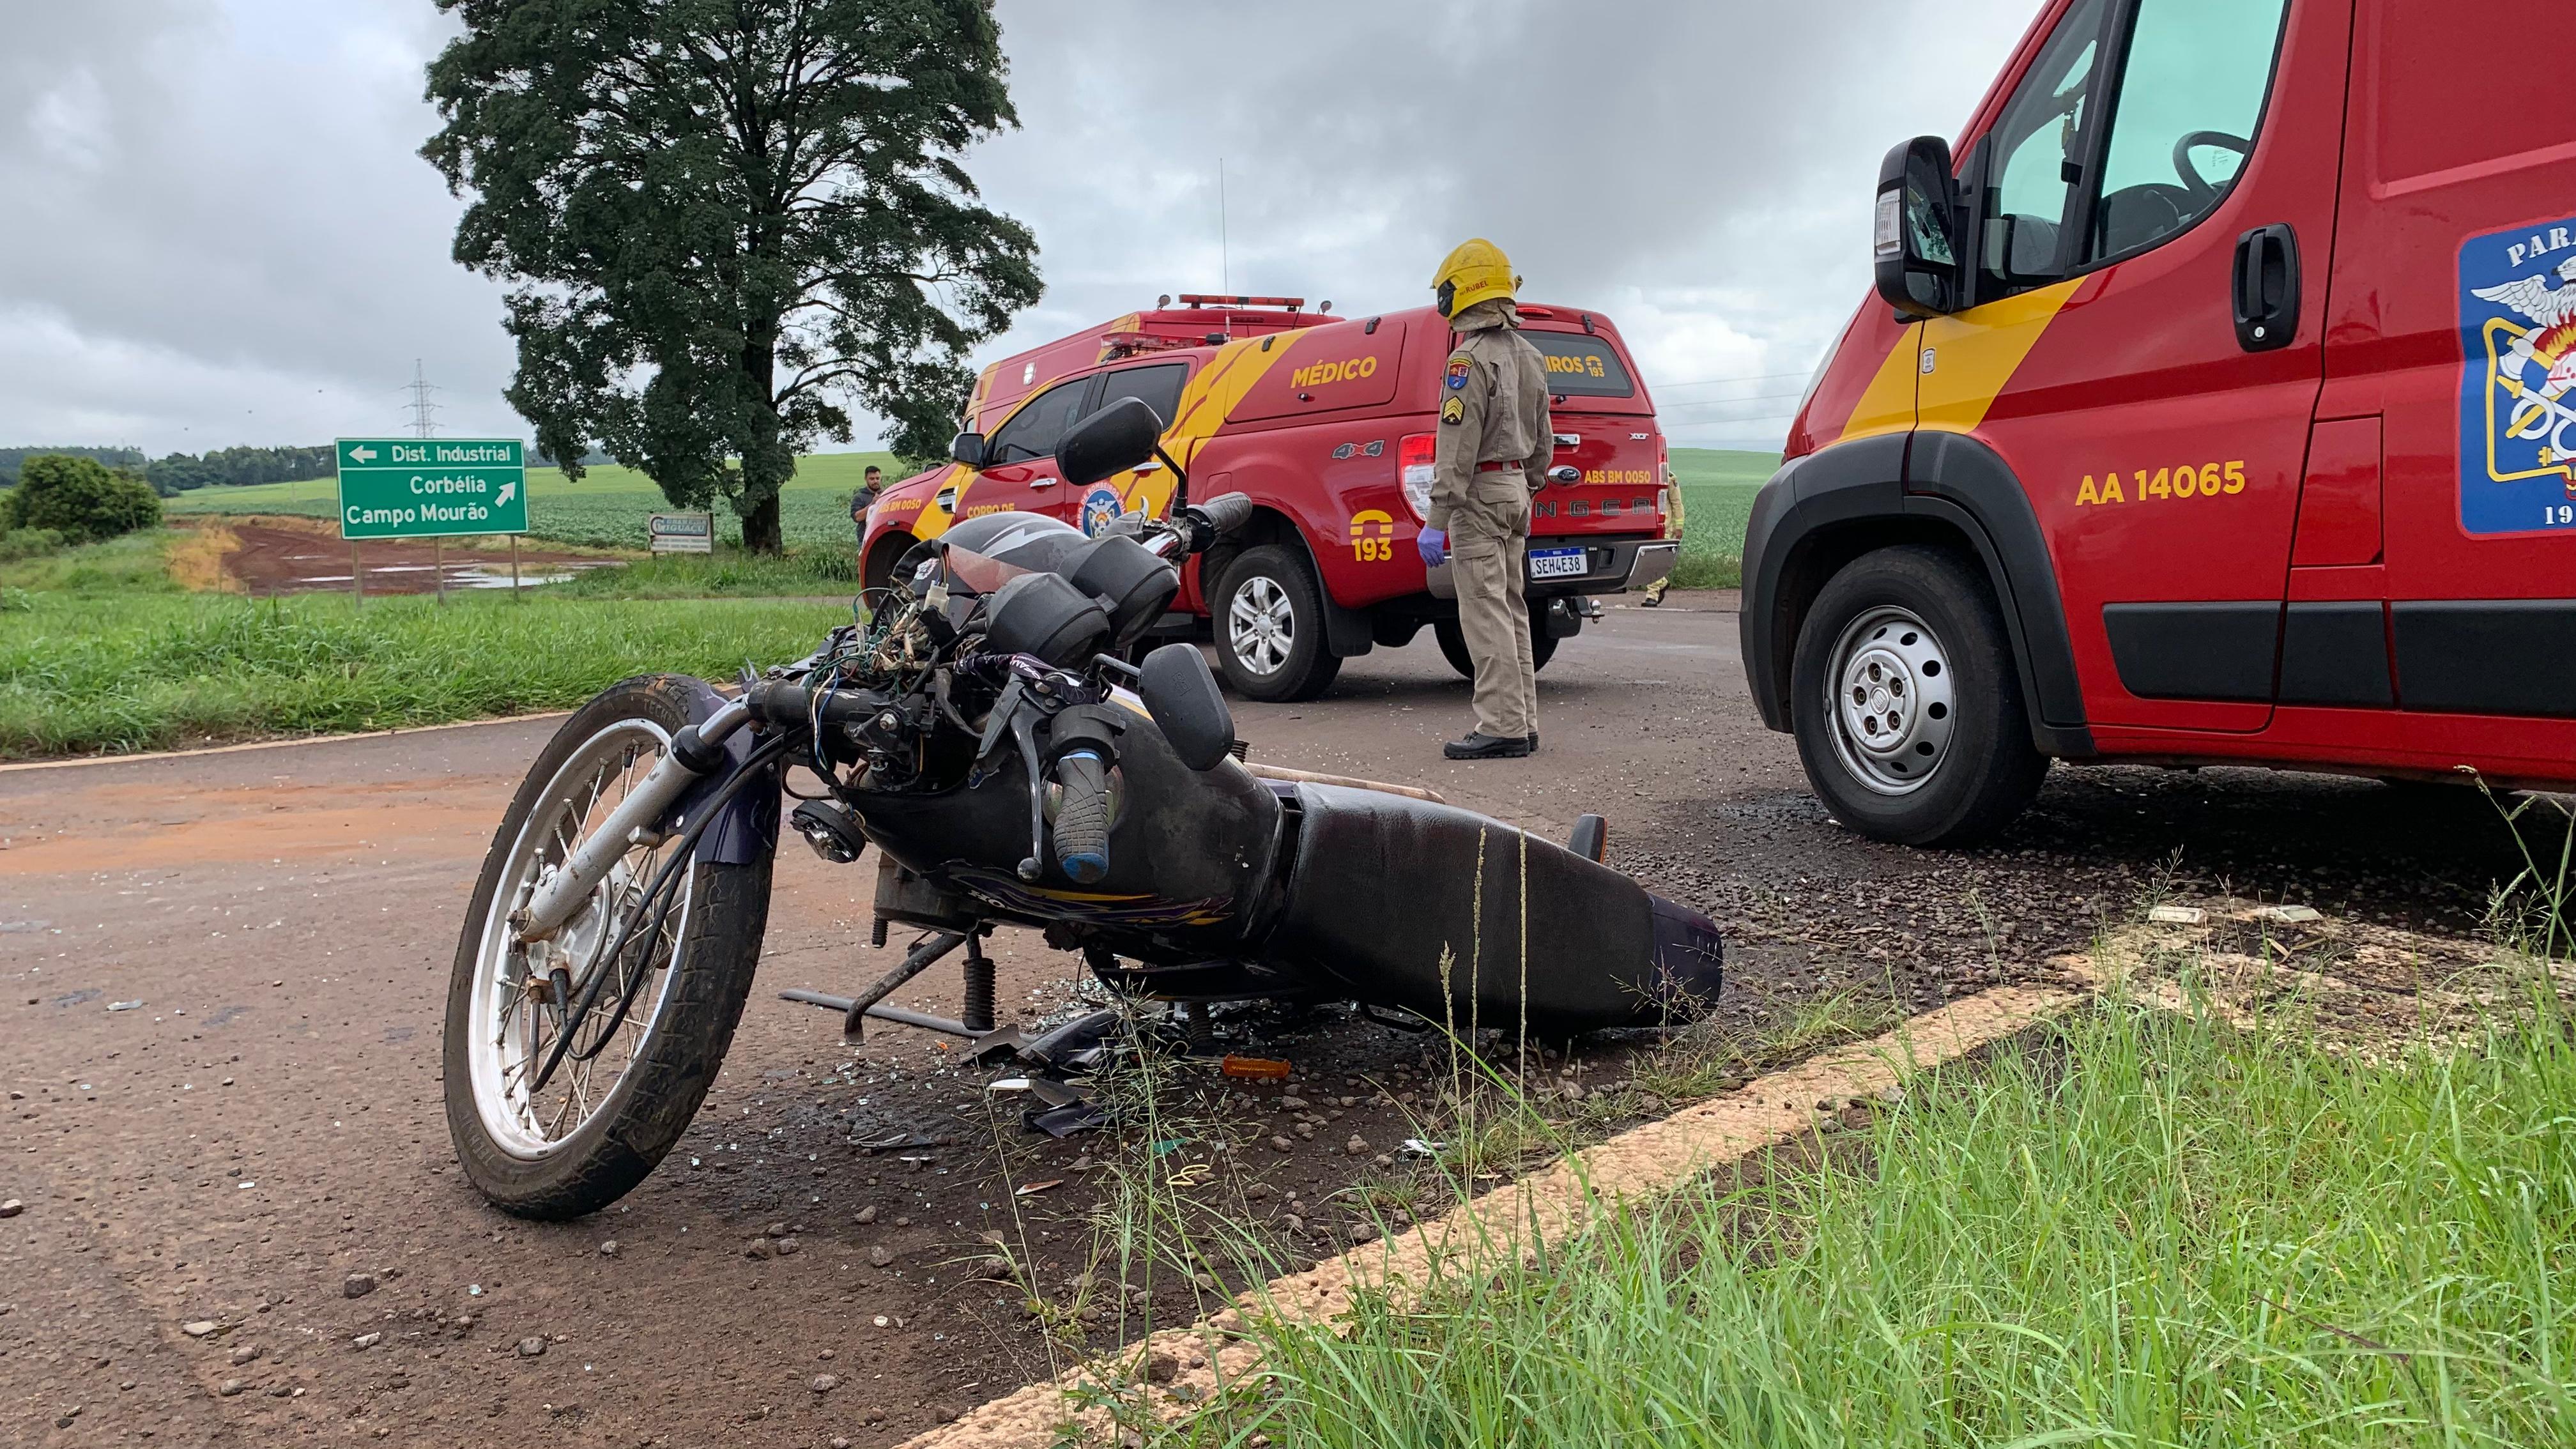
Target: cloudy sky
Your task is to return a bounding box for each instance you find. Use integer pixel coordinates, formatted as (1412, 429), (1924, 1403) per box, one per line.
(0, 0), (2042, 457)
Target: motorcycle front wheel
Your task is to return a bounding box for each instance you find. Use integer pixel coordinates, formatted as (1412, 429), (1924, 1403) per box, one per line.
(441, 675), (774, 1219)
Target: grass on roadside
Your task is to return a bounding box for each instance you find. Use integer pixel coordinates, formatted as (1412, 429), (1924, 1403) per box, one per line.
(537, 545), (858, 599)
(1170, 982), (2576, 1449)
(0, 589), (848, 758)
(0, 528), (185, 595)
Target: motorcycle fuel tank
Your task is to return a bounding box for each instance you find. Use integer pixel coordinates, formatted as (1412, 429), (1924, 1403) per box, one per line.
(850, 712), (1284, 958)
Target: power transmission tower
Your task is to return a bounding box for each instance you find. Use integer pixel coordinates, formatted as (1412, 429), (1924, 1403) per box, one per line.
(402, 360), (443, 440)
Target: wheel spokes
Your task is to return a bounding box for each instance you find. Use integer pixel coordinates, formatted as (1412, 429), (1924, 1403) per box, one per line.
(472, 721), (692, 1156)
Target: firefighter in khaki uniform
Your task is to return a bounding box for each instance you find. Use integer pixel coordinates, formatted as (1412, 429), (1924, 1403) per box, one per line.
(1418, 238), (1551, 760)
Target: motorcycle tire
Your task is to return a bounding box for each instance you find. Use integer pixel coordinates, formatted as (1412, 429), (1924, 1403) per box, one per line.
(442, 675), (774, 1220)
(1432, 613), (1559, 680)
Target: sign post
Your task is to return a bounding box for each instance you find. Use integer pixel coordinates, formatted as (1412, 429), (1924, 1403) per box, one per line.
(335, 438), (530, 599)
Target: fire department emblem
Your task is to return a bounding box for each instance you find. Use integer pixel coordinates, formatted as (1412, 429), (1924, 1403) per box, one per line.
(2460, 216), (2576, 534)
(1078, 486), (1128, 537)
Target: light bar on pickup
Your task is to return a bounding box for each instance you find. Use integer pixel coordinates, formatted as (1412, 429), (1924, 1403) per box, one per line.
(1176, 295), (1305, 310)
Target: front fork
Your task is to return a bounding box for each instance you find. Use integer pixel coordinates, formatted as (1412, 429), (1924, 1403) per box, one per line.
(515, 696), (755, 943)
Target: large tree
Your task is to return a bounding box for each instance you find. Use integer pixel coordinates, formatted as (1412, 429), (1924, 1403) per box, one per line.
(423, 0), (1041, 551)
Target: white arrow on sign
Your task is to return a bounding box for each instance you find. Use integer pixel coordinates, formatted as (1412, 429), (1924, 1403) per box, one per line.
(349, 445), (378, 464)
(496, 481), (517, 509)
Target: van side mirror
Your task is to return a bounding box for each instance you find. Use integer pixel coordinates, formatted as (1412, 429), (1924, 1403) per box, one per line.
(1874, 135), (1962, 318)
(1136, 641), (1234, 771)
(1057, 397), (1167, 489)
(949, 431), (988, 470)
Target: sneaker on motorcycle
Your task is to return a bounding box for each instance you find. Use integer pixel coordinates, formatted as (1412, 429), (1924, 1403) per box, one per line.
(1445, 731), (1533, 760)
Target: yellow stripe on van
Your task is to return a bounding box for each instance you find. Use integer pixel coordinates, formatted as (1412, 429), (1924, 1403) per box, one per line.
(1916, 278), (2082, 434)
(1837, 323), (1926, 443)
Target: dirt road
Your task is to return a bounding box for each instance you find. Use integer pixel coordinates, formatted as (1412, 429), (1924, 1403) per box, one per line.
(0, 592), (2538, 1446)
(196, 518), (617, 597)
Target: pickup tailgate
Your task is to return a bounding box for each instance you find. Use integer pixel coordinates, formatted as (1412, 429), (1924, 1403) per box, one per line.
(1519, 323), (1666, 547)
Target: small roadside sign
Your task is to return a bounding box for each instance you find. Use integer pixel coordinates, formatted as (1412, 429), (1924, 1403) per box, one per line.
(335, 438), (528, 540)
(648, 512), (716, 553)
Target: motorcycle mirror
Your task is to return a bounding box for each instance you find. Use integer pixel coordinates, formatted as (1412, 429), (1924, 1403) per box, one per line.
(1137, 642), (1236, 772)
(1059, 397), (1173, 489)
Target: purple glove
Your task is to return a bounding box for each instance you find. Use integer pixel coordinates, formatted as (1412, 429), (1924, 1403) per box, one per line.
(1416, 527), (1448, 567)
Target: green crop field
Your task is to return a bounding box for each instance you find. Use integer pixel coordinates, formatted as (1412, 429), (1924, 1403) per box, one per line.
(1667, 446), (1775, 590)
(165, 450), (905, 550)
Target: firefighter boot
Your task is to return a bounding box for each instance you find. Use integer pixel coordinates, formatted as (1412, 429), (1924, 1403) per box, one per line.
(1445, 731), (1534, 760)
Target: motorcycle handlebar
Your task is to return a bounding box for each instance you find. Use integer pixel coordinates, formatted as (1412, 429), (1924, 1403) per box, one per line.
(1050, 749), (1114, 884)
(744, 679), (877, 731)
(1186, 492), (1254, 536)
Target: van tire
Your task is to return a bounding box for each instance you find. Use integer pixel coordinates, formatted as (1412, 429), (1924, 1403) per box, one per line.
(1212, 546), (1342, 702)
(1789, 546), (2046, 846)
(1432, 616), (1560, 679)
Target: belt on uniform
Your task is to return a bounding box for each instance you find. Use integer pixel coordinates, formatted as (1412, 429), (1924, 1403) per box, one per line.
(1475, 461), (1521, 473)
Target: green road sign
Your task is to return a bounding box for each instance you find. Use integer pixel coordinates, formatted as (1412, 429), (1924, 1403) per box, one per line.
(335, 438), (528, 539)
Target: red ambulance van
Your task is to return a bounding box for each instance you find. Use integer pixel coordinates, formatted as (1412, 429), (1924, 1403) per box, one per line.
(1743, 0), (2576, 843)
(866, 296), (1677, 702)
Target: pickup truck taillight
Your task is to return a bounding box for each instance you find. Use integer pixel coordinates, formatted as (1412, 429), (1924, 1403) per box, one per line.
(1397, 433), (1436, 520)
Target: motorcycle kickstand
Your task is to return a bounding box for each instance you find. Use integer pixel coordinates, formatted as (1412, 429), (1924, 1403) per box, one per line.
(776, 928), (970, 1045)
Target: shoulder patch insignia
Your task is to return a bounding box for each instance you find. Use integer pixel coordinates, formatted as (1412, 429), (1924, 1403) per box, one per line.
(1445, 354), (1473, 390)
(1441, 395), (1466, 425)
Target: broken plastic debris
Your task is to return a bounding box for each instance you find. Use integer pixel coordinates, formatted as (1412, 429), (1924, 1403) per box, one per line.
(2251, 904), (2323, 924)
(1400, 1138), (1445, 1157)
(2147, 905), (2205, 926)
(1220, 1055), (1292, 1080)
(1014, 1179), (1062, 1197)
(107, 1000), (142, 1011)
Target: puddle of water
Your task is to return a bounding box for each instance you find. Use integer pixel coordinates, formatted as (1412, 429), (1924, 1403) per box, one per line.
(455, 568), (582, 588)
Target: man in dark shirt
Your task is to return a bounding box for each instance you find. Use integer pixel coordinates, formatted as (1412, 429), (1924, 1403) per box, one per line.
(850, 464), (884, 545)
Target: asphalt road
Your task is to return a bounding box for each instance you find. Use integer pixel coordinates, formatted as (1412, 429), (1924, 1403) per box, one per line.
(1, 590), (2543, 1446)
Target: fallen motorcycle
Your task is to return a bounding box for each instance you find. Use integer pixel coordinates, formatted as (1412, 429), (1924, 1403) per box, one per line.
(441, 397), (1724, 1218)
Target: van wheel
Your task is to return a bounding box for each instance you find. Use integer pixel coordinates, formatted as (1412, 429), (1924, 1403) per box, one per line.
(1432, 615), (1560, 678)
(1213, 546), (1342, 702)
(1790, 546), (2046, 846)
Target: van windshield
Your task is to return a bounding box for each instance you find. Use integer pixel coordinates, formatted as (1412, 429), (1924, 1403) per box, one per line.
(1522, 332), (1636, 398)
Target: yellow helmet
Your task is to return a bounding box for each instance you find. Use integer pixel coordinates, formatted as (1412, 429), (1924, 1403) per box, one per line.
(1431, 238), (1519, 318)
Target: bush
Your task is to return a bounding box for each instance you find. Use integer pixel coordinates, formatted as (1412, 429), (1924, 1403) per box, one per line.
(0, 527), (68, 562)
(0, 455), (163, 543)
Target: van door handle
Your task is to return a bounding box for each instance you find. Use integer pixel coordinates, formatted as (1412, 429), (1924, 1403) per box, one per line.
(2232, 223), (2299, 353)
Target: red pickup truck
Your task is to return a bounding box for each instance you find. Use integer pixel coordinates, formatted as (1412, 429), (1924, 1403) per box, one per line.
(864, 295), (1678, 700)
